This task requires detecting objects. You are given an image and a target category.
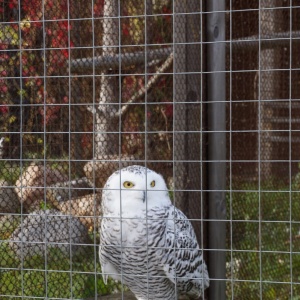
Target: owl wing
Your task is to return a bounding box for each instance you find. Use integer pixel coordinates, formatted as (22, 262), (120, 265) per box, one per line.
(99, 218), (122, 284)
(162, 206), (209, 298)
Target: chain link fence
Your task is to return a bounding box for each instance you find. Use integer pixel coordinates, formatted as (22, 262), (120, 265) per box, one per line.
(227, 1), (300, 299)
(0, 0), (299, 299)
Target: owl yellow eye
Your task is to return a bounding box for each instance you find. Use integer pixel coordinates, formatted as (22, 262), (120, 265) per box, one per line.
(123, 181), (135, 188)
(150, 180), (155, 187)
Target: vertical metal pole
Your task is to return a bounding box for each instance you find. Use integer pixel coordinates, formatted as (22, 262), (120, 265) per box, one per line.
(206, 1), (227, 299)
(260, 0), (280, 180)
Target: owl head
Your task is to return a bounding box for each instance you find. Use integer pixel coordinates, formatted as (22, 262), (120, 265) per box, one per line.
(102, 165), (171, 216)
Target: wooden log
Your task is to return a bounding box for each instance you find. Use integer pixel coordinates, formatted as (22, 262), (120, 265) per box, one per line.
(52, 193), (101, 229)
(46, 177), (100, 229)
(47, 177), (93, 205)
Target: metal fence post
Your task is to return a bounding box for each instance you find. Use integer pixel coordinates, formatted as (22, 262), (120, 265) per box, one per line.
(206, 1), (227, 299)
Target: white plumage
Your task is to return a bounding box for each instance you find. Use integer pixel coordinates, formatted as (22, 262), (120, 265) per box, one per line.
(99, 165), (209, 299)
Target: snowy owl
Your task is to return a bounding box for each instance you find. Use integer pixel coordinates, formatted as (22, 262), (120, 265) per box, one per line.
(99, 165), (209, 300)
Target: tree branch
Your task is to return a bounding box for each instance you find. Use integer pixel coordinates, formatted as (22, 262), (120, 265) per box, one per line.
(116, 52), (173, 118)
(86, 52), (173, 116)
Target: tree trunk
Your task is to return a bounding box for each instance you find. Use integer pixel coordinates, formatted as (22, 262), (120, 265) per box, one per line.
(95, 0), (120, 159)
(259, 0), (282, 180)
(173, 1), (204, 245)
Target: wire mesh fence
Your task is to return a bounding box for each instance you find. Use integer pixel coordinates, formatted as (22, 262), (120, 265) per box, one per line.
(0, 0), (300, 299)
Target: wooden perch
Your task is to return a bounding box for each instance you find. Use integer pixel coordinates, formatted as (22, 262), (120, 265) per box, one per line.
(227, 30), (300, 50)
(47, 177), (93, 205)
(70, 47), (173, 72)
(70, 30), (300, 73)
(87, 52), (173, 117)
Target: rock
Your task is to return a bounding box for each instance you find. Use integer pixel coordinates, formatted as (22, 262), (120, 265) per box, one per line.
(53, 193), (101, 229)
(14, 163), (69, 207)
(9, 209), (91, 259)
(0, 180), (19, 213)
(83, 155), (136, 188)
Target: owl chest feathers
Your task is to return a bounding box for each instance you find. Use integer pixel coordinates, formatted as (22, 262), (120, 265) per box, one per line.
(102, 206), (168, 248)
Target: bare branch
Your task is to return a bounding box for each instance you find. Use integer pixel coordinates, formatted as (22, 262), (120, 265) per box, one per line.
(86, 105), (97, 114)
(160, 107), (171, 151)
(116, 52), (174, 118)
(86, 52), (173, 118)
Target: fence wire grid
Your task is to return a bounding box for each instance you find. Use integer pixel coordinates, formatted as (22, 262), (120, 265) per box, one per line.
(0, 0), (300, 299)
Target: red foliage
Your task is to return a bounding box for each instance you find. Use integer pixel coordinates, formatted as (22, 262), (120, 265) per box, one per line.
(8, 0), (18, 10)
(0, 0), (74, 130)
(0, 85), (8, 94)
(94, 0), (104, 17)
(0, 0), (73, 125)
(162, 5), (172, 22)
(122, 23), (130, 36)
(164, 103), (173, 118)
(0, 105), (9, 114)
(39, 102), (61, 125)
(22, 0), (42, 27)
(1, 0), (173, 157)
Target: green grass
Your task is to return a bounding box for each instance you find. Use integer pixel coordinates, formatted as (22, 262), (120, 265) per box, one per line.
(0, 159), (73, 185)
(0, 215), (21, 240)
(0, 161), (23, 184)
(4, 160), (300, 298)
(0, 159), (121, 298)
(0, 242), (119, 299)
(226, 181), (300, 299)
